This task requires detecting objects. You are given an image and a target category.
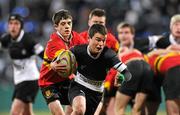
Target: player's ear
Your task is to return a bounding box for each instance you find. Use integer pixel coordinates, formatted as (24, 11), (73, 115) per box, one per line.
(54, 24), (59, 31)
(54, 24), (58, 29)
(88, 20), (91, 27)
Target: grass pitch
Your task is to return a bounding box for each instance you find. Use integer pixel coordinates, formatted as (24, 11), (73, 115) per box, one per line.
(0, 111), (166, 115)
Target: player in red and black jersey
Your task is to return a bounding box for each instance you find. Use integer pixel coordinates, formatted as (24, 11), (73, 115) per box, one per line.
(80, 8), (119, 53)
(38, 9), (86, 115)
(114, 22), (153, 115)
(146, 49), (180, 115)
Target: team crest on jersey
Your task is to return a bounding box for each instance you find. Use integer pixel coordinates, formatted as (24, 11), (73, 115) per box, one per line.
(22, 49), (27, 55)
(45, 90), (53, 99)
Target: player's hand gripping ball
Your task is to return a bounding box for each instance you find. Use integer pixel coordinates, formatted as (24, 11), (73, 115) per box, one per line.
(52, 49), (77, 78)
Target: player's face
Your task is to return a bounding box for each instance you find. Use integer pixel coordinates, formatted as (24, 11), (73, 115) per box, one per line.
(88, 16), (106, 27)
(8, 20), (21, 39)
(171, 21), (180, 39)
(55, 18), (72, 39)
(117, 27), (134, 47)
(89, 33), (107, 54)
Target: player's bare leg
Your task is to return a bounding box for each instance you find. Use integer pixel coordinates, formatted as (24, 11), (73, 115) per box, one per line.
(114, 91), (131, 115)
(10, 98), (27, 115)
(48, 100), (65, 115)
(94, 101), (103, 115)
(166, 99), (180, 115)
(22, 103), (34, 115)
(71, 95), (86, 115)
(65, 105), (73, 115)
(132, 92), (147, 115)
(141, 101), (160, 115)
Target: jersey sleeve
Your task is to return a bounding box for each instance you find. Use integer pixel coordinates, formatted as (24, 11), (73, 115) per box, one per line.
(72, 31), (87, 45)
(79, 31), (88, 43)
(104, 48), (119, 66)
(104, 48), (127, 72)
(44, 40), (59, 61)
(24, 34), (44, 56)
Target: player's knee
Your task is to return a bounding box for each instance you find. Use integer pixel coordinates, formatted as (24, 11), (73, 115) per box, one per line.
(76, 105), (86, 115)
(73, 106), (85, 115)
(72, 103), (86, 115)
(22, 109), (34, 115)
(73, 110), (84, 115)
(11, 105), (23, 115)
(11, 110), (21, 115)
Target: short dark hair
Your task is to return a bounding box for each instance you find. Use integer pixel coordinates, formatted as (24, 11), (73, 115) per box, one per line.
(89, 8), (106, 19)
(52, 9), (72, 25)
(88, 24), (107, 38)
(117, 22), (135, 34)
(8, 14), (24, 29)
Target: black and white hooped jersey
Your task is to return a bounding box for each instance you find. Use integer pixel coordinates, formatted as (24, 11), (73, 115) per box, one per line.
(0, 30), (44, 84)
(148, 33), (179, 49)
(134, 33), (180, 53)
(70, 44), (126, 81)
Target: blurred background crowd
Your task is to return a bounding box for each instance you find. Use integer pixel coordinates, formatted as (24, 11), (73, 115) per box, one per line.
(0, 0), (180, 86)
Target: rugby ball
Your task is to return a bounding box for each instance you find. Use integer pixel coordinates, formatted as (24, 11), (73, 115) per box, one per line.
(54, 49), (76, 78)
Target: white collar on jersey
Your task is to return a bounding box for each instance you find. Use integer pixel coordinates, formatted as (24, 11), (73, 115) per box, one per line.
(169, 34), (180, 45)
(14, 30), (24, 42)
(87, 45), (102, 59)
(56, 31), (72, 43)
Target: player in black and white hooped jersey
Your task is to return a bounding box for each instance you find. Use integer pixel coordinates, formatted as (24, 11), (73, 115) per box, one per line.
(67, 24), (132, 115)
(0, 14), (44, 115)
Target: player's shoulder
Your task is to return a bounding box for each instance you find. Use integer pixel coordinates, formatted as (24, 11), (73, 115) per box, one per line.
(72, 31), (84, 39)
(0, 33), (11, 46)
(103, 46), (116, 55)
(70, 44), (87, 57)
(22, 32), (38, 45)
(79, 30), (88, 39)
(107, 32), (116, 39)
(48, 32), (60, 42)
(107, 32), (118, 42)
(50, 32), (57, 39)
(23, 32), (32, 37)
(0, 33), (10, 39)
(74, 44), (87, 50)
(72, 31), (87, 43)
(23, 32), (34, 40)
(71, 31), (81, 38)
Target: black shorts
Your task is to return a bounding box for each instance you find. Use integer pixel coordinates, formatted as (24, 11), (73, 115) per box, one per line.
(104, 86), (118, 98)
(163, 66), (180, 100)
(40, 80), (70, 105)
(119, 60), (153, 97)
(146, 74), (163, 103)
(12, 80), (39, 103)
(68, 81), (103, 115)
